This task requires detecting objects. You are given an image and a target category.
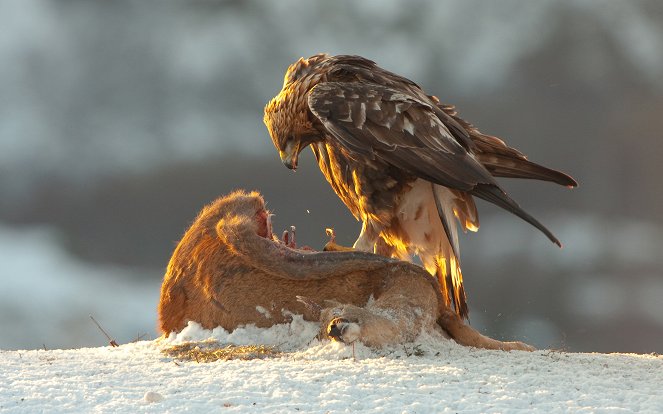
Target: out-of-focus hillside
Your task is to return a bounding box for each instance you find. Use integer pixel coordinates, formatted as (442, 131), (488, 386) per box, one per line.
(1, 0), (662, 352)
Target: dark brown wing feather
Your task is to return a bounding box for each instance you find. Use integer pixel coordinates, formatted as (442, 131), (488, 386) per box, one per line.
(308, 82), (492, 190)
(308, 81), (562, 247)
(325, 56), (474, 150)
(436, 102), (578, 187)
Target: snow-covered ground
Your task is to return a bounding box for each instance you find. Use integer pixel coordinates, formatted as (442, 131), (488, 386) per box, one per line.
(2, 321), (662, 413)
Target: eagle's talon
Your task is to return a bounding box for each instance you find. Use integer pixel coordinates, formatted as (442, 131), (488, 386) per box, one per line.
(323, 241), (355, 252)
(323, 228), (355, 252)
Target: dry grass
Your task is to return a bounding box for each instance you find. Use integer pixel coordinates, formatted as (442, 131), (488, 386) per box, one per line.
(162, 340), (281, 362)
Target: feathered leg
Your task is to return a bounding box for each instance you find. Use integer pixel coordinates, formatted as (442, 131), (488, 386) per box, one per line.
(324, 220), (381, 253)
(423, 253), (468, 320)
(353, 220), (380, 252)
(378, 180), (476, 319)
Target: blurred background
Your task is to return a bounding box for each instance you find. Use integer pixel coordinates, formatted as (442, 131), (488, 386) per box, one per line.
(1, 0), (662, 352)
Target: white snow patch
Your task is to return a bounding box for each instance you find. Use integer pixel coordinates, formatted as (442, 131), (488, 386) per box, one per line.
(163, 318), (322, 353)
(1, 328), (662, 413)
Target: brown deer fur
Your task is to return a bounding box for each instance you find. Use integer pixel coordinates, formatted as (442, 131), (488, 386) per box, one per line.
(158, 190), (533, 350)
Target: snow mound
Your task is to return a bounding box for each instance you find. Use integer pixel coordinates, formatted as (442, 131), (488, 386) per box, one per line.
(160, 318), (465, 361)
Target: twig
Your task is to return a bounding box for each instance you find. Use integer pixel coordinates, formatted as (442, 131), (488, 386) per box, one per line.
(89, 315), (119, 347)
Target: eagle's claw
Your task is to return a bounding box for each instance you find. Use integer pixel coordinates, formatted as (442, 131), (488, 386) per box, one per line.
(323, 228), (355, 252)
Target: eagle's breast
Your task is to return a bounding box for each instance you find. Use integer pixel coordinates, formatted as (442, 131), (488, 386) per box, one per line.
(311, 140), (414, 227)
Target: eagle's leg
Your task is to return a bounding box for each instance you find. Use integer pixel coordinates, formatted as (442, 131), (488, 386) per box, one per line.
(323, 220), (381, 253)
(352, 220), (380, 252)
(374, 237), (396, 257)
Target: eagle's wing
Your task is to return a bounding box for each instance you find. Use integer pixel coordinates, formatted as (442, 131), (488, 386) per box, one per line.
(324, 56), (475, 150)
(308, 81), (562, 247)
(308, 82), (494, 191)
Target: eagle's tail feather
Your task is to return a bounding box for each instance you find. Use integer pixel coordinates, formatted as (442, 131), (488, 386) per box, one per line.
(432, 185), (461, 261)
(477, 154), (578, 188)
(471, 183), (562, 247)
(435, 104), (578, 188)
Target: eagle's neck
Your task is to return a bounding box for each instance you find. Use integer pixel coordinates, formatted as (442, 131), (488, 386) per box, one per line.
(310, 142), (362, 220)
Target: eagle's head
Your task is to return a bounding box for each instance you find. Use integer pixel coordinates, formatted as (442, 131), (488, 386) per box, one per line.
(264, 54), (328, 170)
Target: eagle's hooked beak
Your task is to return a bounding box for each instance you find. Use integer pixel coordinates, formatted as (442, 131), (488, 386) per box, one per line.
(279, 140), (300, 170)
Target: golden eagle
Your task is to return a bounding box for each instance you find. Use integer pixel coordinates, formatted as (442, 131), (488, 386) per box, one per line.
(264, 54), (576, 319)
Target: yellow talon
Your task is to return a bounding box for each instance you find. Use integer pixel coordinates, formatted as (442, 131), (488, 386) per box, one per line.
(323, 228), (355, 252)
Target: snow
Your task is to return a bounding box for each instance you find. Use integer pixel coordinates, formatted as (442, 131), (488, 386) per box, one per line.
(2, 320), (662, 413)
